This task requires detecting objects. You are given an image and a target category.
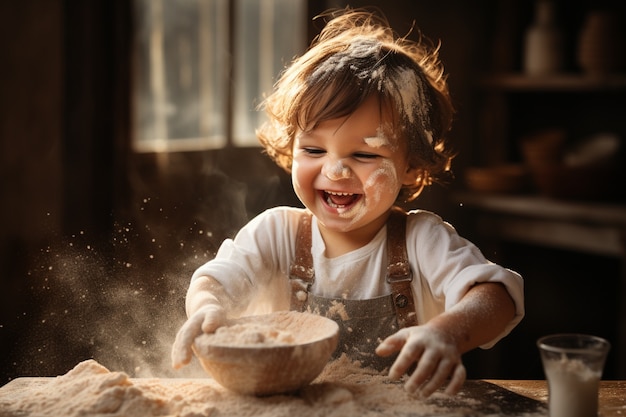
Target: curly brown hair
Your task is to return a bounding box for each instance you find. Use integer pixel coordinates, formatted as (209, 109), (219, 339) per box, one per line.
(257, 8), (455, 201)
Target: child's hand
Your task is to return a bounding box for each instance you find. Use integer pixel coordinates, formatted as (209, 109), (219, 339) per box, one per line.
(375, 324), (466, 398)
(171, 304), (226, 369)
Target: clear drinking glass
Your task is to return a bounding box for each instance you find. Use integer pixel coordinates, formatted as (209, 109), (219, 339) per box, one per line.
(537, 334), (611, 417)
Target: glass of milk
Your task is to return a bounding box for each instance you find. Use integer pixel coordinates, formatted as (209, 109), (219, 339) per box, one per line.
(537, 334), (611, 417)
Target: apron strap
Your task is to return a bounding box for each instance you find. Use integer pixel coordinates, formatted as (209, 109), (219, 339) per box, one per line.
(386, 207), (418, 328)
(289, 207), (417, 328)
(289, 212), (314, 311)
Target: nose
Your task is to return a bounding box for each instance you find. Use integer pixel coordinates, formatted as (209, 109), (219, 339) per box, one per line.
(321, 157), (352, 180)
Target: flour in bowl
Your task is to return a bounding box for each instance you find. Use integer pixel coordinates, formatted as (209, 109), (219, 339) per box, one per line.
(200, 322), (295, 347)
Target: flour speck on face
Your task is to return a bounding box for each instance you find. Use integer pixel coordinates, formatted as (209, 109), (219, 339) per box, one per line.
(363, 127), (389, 149)
(322, 159), (352, 181)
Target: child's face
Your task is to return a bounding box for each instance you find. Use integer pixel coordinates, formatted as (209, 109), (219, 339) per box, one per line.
(292, 95), (416, 237)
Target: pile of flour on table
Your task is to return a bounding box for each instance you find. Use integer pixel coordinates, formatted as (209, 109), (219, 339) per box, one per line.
(0, 355), (545, 417)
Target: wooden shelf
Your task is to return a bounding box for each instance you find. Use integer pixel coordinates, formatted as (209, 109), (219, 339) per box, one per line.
(453, 192), (626, 257)
(479, 73), (626, 92)
(455, 192), (626, 225)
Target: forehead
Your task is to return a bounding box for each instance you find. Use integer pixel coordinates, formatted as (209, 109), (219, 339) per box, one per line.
(302, 95), (403, 147)
(302, 94), (383, 133)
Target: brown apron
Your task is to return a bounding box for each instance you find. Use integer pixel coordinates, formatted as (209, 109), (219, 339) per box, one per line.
(289, 206), (417, 370)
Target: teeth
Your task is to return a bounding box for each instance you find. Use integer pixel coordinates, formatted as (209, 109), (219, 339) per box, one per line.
(324, 190), (358, 209)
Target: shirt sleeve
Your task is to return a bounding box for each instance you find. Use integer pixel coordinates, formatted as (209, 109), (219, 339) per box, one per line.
(407, 210), (524, 349)
(190, 207), (302, 315)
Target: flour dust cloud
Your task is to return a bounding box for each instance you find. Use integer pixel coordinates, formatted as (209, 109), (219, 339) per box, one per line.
(8, 194), (247, 381)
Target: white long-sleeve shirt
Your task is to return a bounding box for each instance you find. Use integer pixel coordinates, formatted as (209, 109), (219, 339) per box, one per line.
(191, 206), (524, 348)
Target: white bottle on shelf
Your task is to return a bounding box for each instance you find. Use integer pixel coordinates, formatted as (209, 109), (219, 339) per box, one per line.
(523, 0), (564, 76)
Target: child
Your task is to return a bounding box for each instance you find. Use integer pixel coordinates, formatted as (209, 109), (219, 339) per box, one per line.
(171, 9), (524, 399)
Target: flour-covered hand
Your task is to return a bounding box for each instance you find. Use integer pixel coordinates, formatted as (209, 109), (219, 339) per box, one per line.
(171, 303), (226, 369)
(375, 324), (466, 398)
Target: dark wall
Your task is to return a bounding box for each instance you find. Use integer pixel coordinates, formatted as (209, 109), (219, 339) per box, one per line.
(0, 0), (134, 381)
(1, 0), (65, 381)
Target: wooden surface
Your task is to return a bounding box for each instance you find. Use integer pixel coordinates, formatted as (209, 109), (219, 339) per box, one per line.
(486, 380), (626, 417)
(1, 376), (625, 416)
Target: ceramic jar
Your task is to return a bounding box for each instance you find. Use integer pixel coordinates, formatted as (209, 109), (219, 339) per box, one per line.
(577, 11), (626, 76)
(523, 0), (564, 76)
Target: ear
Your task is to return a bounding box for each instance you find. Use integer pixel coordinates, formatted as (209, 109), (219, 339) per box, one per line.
(401, 165), (422, 186)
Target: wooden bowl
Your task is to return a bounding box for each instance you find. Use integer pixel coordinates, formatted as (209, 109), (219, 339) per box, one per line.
(192, 311), (339, 396)
(520, 129), (567, 167)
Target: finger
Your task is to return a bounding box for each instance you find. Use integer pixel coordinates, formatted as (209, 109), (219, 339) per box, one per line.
(443, 363), (466, 396)
(171, 327), (194, 369)
(200, 307), (225, 333)
(375, 332), (407, 357)
(388, 340), (425, 380)
(404, 349), (438, 393)
(417, 357), (457, 398)
(171, 315), (204, 369)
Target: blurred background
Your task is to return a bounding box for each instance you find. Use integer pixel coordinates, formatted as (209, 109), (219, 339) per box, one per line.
(1, 0), (625, 383)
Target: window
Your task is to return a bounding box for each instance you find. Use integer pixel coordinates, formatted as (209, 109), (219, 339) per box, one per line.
(132, 0), (307, 152)
(232, 0), (307, 145)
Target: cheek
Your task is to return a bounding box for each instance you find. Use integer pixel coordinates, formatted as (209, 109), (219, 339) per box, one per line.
(291, 160), (303, 191)
(291, 158), (314, 194)
(363, 160), (401, 193)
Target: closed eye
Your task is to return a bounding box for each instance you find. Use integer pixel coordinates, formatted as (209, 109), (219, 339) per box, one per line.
(302, 147), (325, 156)
(353, 152), (380, 160)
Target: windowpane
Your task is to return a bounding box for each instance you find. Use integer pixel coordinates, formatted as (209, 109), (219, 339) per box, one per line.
(132, 0), (306, 151)
(133, 0), (229, 152)
(232, 0), (307, 146)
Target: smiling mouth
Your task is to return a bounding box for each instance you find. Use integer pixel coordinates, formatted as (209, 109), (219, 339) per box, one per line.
(322, 190), (362, 208)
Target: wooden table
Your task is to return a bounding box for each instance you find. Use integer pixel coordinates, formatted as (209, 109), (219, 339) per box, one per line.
(1, 376), (625, 416)
(487, 380), (626, 417)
